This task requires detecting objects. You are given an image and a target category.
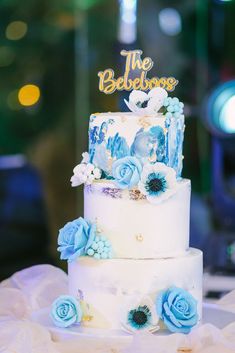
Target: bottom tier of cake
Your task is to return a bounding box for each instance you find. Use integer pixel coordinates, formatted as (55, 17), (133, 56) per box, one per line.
(68, 248), (203, 333)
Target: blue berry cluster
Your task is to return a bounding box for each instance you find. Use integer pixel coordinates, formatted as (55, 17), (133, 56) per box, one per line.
(86, 235), (112, 259)
(163, 97), (184, 119)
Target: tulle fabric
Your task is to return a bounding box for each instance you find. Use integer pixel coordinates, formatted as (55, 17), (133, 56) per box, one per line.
(1, 264), (235, 353)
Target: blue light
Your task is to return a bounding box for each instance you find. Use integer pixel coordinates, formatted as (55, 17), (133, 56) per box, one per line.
(158, 8), (182, 36)
(122, 0), (136, 10)
(206, 80), (235, 136)
(118, 0), (137, 44)
(122, 12), (136, 24)
(220, 96), (235, 133)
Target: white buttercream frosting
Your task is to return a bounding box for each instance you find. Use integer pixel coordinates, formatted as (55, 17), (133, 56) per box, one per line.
(68, 249), (203, 330)
(84, 179), (191, 259)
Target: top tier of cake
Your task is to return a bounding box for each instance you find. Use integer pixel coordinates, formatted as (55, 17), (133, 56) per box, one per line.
(88, 112), (185, 178)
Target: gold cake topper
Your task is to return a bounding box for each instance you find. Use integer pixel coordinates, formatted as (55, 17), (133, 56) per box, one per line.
(98, 50), (178, 94)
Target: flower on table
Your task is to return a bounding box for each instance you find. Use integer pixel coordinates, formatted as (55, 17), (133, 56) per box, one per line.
(57, 217), (96, 262)
(138, 162), (177, 204)
(51, 295), (83, 328)
(121, 295), (159, 333)
(124, 88), (168, 116)
(112, 156), (142, 189)
(70, 151), (101, 187)
(156, 287), (198, 334)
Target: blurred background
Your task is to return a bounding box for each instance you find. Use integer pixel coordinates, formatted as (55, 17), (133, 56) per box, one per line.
(0, 0), (235, 297)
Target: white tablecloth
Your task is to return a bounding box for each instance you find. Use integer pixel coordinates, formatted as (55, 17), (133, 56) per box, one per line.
(1, 265), (235, 353)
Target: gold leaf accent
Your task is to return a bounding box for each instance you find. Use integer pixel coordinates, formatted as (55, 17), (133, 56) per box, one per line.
(177, 348), (192, 353)
(138, 116), (151, 129)
(82, 315), (93, 322)
(163, 127), (168, 134)
(129, 189), (146, 201)
(136, 234), (144, 242)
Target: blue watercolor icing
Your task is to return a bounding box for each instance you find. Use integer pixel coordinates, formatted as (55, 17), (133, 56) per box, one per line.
(89, 122), (108, 146)
(164, 115), (184, 178)
(90, 115), (96, 123)
(92, 143), (110, 173)
(89, 115), (184, 178)
(130, 126), (165, 163)
(149, 126), (165, 162)
(107, 133), (130, 159)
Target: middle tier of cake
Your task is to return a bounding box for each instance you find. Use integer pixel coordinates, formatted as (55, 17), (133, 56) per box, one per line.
(84, 178), (190, 259)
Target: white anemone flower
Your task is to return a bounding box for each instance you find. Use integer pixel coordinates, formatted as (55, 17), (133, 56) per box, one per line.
(124, 87), (168, 116)
(138, 162), (178, 204)
(120, 295), (160, 333)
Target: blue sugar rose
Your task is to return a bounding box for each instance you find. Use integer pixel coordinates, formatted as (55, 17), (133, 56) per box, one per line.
(57, 217), (96, 262)
(156, 287), (198, 334)
(51, 295), (82, 328)
(107, 133), (130, 159)
(112, 156), (142, 189)
(131, 126), (165, 162)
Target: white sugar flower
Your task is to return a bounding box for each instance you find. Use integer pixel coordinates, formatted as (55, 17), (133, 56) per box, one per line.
(73, 163), (86, 175)
(93, 167), (102, 179)
(84, 163), (95, 175)
(81, 152), (90, 164)
(70, 152), (101, 187)
(120, 295), (159, 333)
(138, 162), (178, 204)
(124, 87), (168, 116)
(86, 173), (95, 185)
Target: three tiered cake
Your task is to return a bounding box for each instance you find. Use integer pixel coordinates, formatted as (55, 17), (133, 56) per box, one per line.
(51, 50), (203, 335)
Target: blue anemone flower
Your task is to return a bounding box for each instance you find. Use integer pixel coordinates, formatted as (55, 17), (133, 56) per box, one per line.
(127, 305), (152, 330)
(138, 162), (177, 204)
(144, 172), (167, 196)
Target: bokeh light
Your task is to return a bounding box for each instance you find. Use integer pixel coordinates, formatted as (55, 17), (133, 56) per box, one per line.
(6, 21), (28, 41)
(220, 96), (235, 133)
(75, 0), (103, 10)
(158, 8), (182, 36)
(118, 0), (137, 44)
(205, 80), (235, 136)
(0, 46), (15, 67)
(18, 84), (41, 107)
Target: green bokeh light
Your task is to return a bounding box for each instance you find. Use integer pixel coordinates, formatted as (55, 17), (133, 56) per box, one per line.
(75, 0), (105, 10)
